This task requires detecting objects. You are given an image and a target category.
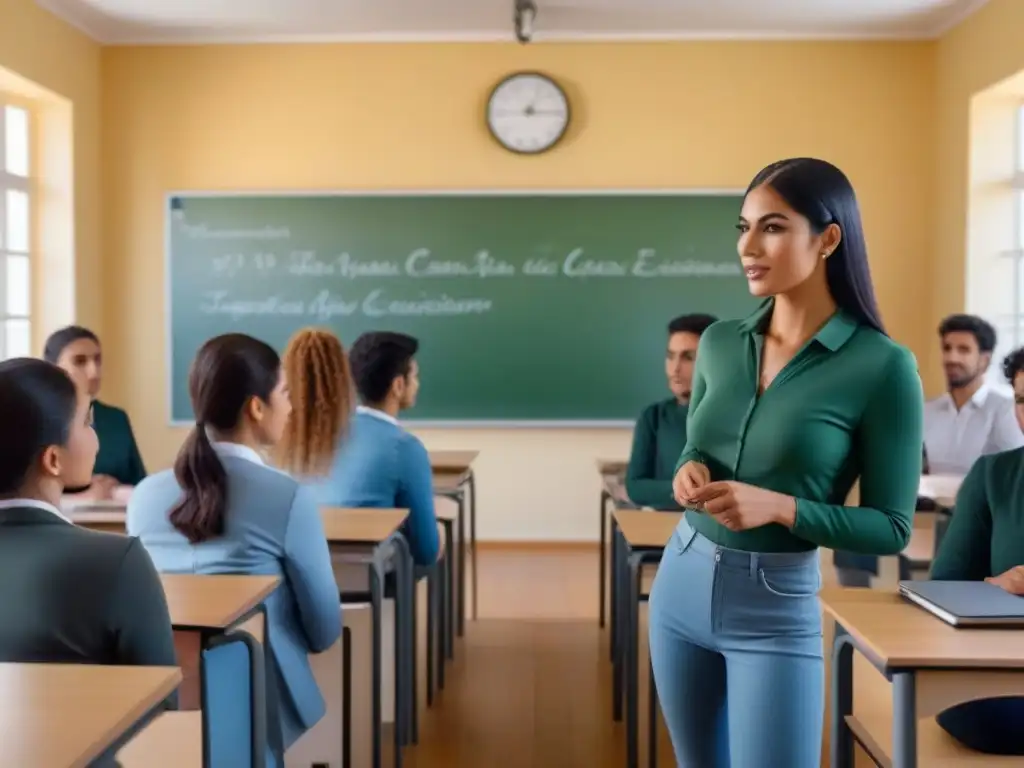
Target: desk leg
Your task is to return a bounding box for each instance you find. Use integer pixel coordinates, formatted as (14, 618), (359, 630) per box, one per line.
(830, 629), (855, 768)
(599, 489), (610, 629)
(647, 654), (657, 768)
(626, 551), (644, 768)
(426, 565), (436, 708)
(610, 515), (620, 664)
(391, 534), (416, 748)
(892, 673), (918, 768)
(457, 490), (467, 638)
(342, 625), (353, 768)
(468, 470), (478, 621)
(441, 520), (455, 664)
(370, 558), (384, 768)
(612, 525), (625, 722)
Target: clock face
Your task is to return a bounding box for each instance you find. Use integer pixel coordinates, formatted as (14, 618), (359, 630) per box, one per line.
(486, 72), (570, 155)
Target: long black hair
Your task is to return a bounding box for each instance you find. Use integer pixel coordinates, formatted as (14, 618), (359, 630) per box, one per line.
(0, 359), (80, 495)
(171, 333), (281, 543)
(42, 325), (100, 363)
(746, 158), (887, 336)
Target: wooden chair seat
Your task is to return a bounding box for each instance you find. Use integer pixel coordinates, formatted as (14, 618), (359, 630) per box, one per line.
(117, 712), (203, 768)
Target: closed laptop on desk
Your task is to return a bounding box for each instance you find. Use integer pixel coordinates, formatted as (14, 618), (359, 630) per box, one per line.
(899, 580), (1024, 627)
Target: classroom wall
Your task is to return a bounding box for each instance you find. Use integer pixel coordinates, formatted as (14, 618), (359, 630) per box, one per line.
(933, 0), (1024, 395)
(101, 41), (935, 541)
(0, 0), (103, 341)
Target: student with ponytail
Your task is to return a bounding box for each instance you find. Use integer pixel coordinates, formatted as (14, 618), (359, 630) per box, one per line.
(127, 333), (341, 759)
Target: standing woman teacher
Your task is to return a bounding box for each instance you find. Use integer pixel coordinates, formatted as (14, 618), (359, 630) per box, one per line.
(648, 158), (923, 767)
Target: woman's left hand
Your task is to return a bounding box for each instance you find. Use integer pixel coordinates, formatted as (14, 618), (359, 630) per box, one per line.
(688, 481), (797, 531)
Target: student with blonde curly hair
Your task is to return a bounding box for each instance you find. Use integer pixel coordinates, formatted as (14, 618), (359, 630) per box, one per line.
(275, 328), (355, 478)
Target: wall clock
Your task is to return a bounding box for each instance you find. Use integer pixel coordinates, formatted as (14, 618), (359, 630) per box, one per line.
(486, 71), (570, 155)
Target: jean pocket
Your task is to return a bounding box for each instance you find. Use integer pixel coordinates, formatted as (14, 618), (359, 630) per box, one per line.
(758, 565), (821, 598)
(673, 525), (699, 555)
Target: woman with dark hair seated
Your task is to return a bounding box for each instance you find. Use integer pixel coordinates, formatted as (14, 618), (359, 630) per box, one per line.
(44, 325), (146, 503)
(0, 358), (176, 670)
(929, 353), (1024, 755)
(127, 333), (342, 762)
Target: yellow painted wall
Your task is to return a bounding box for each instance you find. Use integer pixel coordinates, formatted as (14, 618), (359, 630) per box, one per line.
(933, 0), (1024, 395)
(102, 41), (934, 540)
(0, 0), (102, 340)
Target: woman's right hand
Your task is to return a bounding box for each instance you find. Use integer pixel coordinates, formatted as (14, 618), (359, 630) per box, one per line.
(673, 461), (710, 507)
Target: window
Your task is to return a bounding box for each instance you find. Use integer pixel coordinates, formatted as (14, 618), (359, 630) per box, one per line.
(0, 103), (30, 360)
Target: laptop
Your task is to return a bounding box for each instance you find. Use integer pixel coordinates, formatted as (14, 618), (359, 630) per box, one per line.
(898, 580), (1024, 628)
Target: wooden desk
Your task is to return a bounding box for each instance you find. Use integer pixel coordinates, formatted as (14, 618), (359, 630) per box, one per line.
(430, 450), (479, 628)
(63, 508), (127, 534)
(919, 474), (963, 502)
(160, 574), (279, 631)
(597, 458), (628, 476)
(117, 712), (203, 768)
(1, 663), (181, 768)
(428, 450), (479, 474)
(822, 588), (1024, 767)
(611, 509), (682, 768)
(320, 507), (407, 543)
(321, 506), (412, 768)
(596, 458), (629, 631)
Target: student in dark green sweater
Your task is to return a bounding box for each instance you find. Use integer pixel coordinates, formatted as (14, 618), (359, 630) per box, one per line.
(44, 326), (146, 503)
(929, 442), (1024, 754)
(648, 159), (923, 768)
(626, 313), (717, 509)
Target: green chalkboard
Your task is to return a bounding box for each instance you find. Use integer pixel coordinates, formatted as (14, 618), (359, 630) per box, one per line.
(166, 191), (756, 424)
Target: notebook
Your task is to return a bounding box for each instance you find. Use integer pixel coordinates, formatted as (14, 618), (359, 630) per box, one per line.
(898, 580), (1024, 628)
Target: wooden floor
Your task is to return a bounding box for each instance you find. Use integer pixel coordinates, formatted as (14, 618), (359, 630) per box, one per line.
(389, 544), (890, 767)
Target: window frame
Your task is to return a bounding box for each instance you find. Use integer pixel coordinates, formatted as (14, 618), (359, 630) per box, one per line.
(0, 98), (32, 361)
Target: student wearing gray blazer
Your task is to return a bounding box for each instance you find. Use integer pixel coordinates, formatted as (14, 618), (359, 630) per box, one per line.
(128, 333), (341, 760)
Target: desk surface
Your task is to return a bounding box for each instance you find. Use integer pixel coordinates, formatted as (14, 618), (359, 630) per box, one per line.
(596, 458), (628, 476)
(429, 450), (479, 472)
(0, 663), (181, 768)
(160, 574), (279, 630)
(613, 509), (681, 549)
(919, 473), (963, 502)
(320, 507), (408, 543)
(819, 587), (1024, 668)
(902, 526), (935, 564)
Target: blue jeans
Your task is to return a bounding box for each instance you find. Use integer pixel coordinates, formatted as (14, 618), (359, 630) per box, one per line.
(648, 516), (824, 767)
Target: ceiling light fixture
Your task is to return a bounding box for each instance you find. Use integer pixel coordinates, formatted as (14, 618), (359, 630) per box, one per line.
(514, 0), (537, 44)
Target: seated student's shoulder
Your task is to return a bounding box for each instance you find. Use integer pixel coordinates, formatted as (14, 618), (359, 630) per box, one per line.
(54, 521), (142, 575)
(975, 444), (1024, 482)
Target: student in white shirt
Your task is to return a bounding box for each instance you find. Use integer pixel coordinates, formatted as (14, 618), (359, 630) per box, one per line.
(923, 315), (1024, 475)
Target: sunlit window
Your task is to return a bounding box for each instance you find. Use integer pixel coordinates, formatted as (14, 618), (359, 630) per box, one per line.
(0, 102), (30, 360)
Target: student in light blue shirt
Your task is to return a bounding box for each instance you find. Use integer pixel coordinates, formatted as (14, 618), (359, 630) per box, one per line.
(127, 333), (341, 761)
(318, 331), (440, 567)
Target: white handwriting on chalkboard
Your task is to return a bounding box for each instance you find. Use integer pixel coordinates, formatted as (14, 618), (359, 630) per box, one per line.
(405, 249), (516, 278)
(184, 223), (290, 240)
(562, 248), (627, 277)
(523, 258), (559, 276)
(200, 291), (306, 320)
(631, 249), (742, 277)
(199, 289), (493, 321)
(363, 289), (492, 316)
(289, 252), (402, 279)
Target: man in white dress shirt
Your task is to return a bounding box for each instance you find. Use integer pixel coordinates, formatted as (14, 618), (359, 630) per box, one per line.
(924, 315), (1024, 475)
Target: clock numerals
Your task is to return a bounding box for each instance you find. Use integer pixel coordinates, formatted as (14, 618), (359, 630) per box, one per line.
(486, 71), (570, 155)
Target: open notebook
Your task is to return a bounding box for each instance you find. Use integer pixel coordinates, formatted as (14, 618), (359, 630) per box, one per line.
(899, 580), (1024, 628)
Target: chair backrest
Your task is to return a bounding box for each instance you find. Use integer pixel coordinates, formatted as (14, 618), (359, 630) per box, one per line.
(201, 609), (269, 768)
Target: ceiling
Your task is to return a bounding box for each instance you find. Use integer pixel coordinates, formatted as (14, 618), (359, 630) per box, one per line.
(38, 0), (990, 45)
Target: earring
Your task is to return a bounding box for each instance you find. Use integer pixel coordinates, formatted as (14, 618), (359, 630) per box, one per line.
(821, 250), (830, 259)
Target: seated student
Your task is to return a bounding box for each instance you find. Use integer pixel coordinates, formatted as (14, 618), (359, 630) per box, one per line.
(626, 313), (716, 509)
(1002, 346), (1024, 432)
(127, 333), (341, 759)
(929, 446), (1024, 754)
(273, 327), (355, 479)
(0, 358), (177, 666)
(44, 325), (147, 502)
(317, 331), (440, 568)
(923, 314), (1023, 475)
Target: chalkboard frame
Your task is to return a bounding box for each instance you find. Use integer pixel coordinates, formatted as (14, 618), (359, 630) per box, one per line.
(164, 187), (746, 429)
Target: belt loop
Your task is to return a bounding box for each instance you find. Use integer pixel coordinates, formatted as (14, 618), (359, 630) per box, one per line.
(749, 553), (758, 579)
